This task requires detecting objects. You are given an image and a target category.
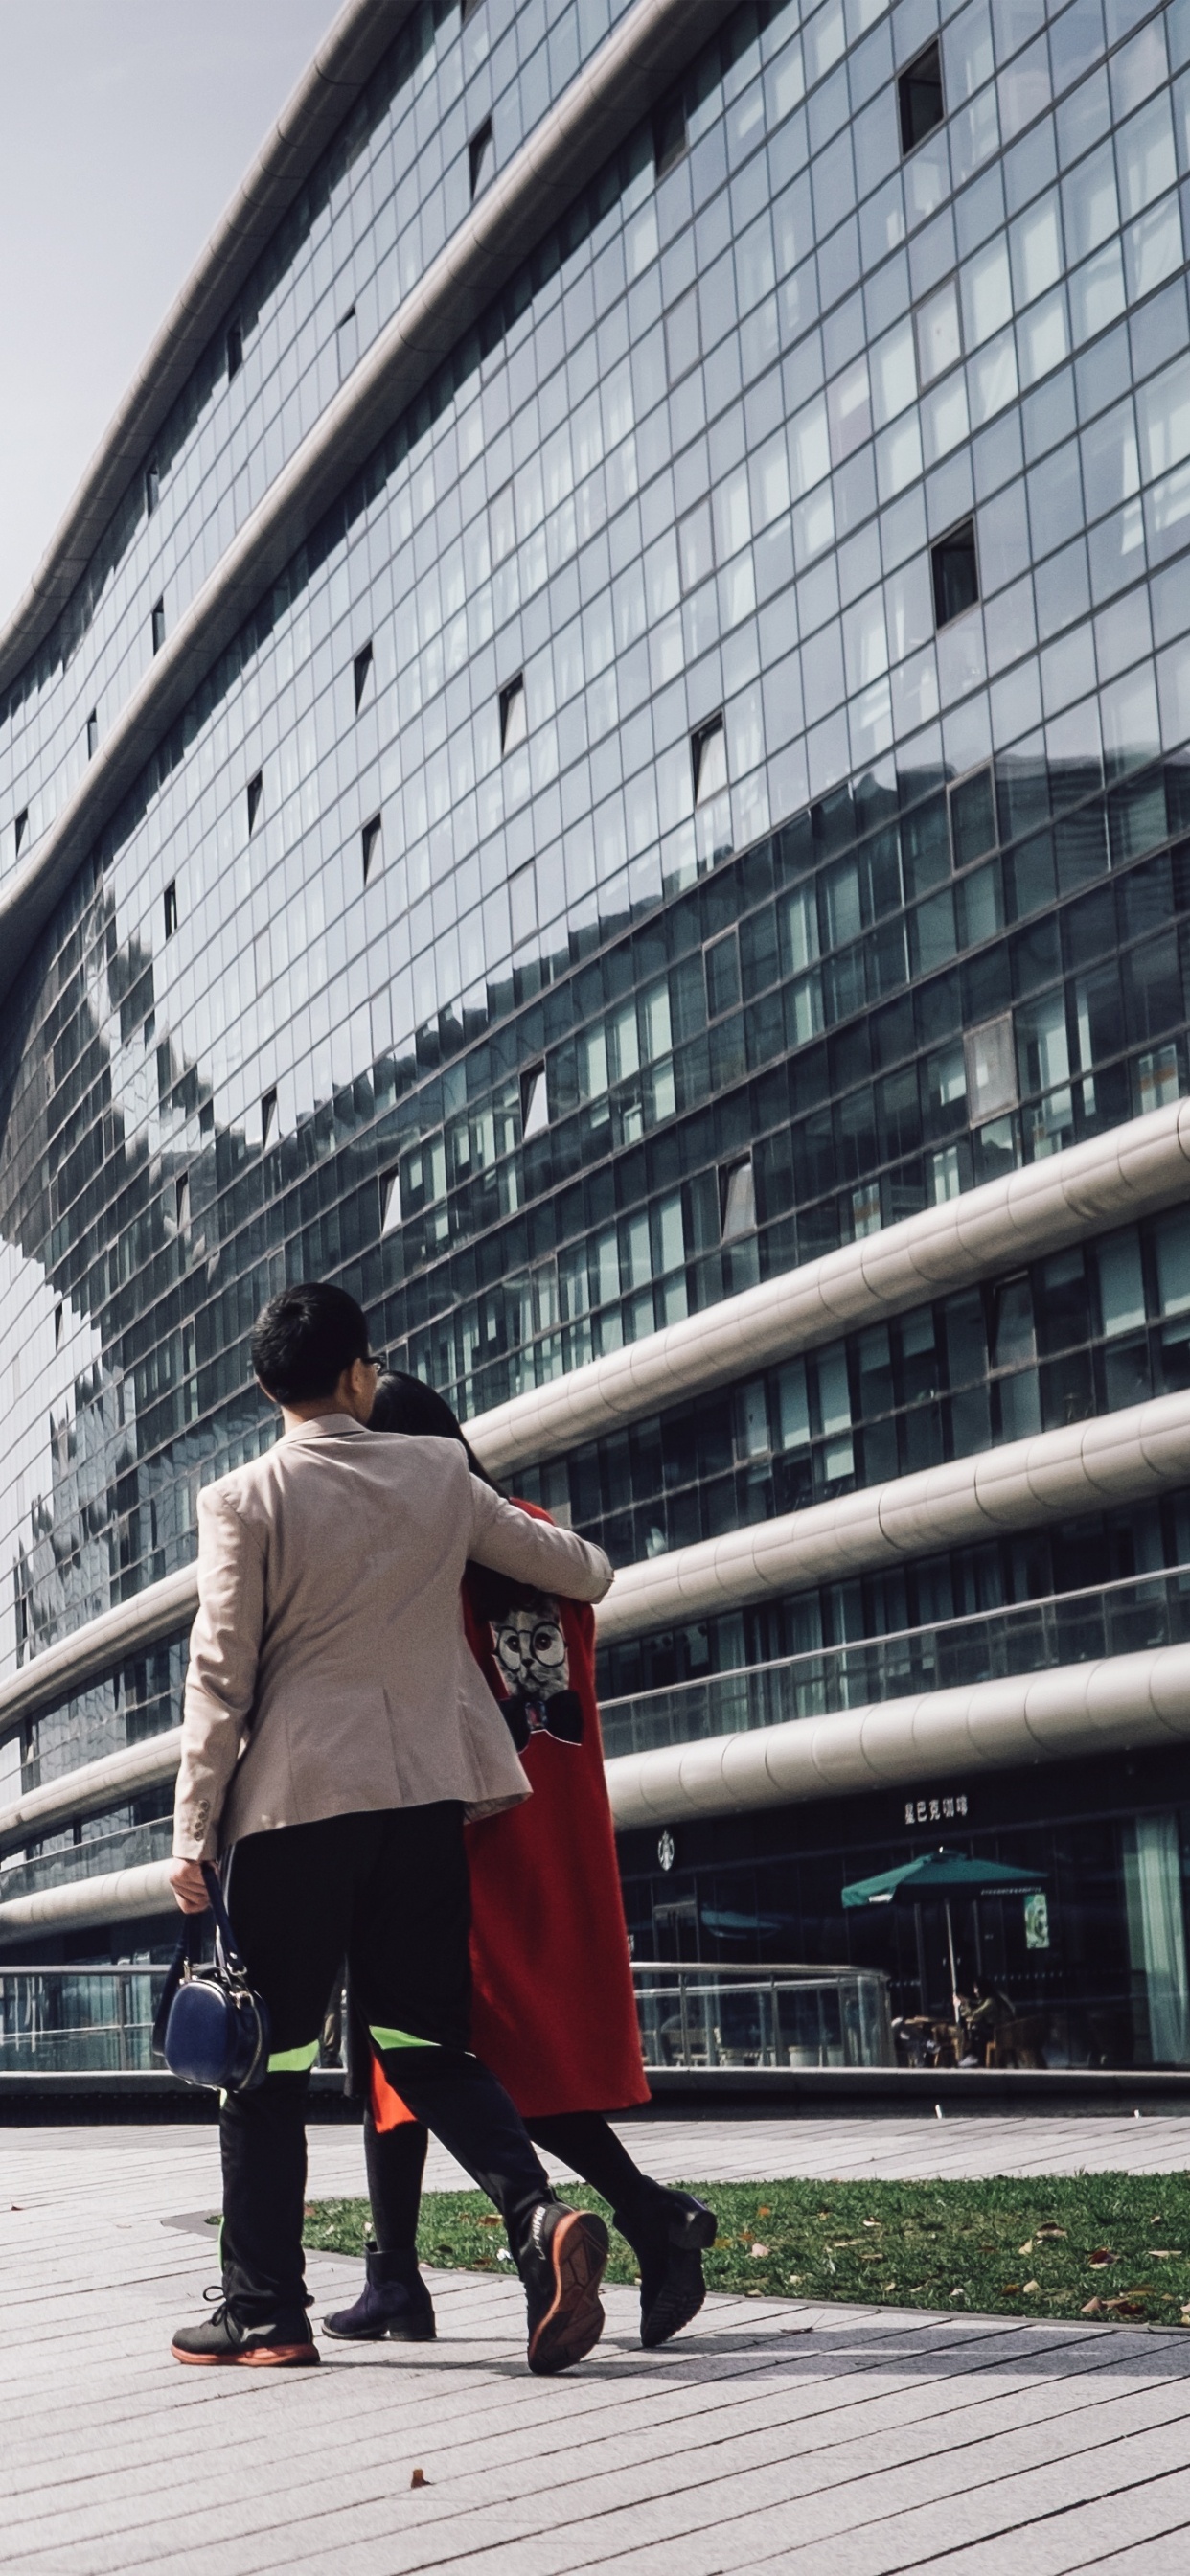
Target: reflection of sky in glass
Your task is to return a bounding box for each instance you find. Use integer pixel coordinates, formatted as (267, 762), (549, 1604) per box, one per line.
(2, 0), (1190, 1690)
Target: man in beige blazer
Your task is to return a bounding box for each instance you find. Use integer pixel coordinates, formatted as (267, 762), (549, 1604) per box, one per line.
(168, 1280), (615, 2377)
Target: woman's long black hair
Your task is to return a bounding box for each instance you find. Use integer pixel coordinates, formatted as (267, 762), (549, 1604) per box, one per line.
(370, 1368), (496, 1484)
(369, 1368), (525, 1622)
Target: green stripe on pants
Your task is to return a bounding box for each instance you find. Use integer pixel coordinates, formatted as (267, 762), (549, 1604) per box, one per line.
(266, 2040), (321, 2073)
(369, 2025), (442, 2051)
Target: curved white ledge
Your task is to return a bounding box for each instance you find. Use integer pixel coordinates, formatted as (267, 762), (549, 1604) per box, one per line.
(471, 1100), (1190, 1477)
(3, 1636), (1190, 1939)
(0, 1566), (197, 1737)
(8, 1378), (1190, 1736)
(0, 1729), (182, 1858)
(604, 1639), (1190, 1830)
(0, 1860), (174, 1944)
(0, 0), (733, 1003)
(596, 1384), (1190, 1642)
(0, 0), (414, 702)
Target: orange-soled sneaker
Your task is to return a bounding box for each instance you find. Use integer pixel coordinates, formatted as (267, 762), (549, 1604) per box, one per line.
(172, 2295), (319, 2368)
(522, 2200), (608, 2376)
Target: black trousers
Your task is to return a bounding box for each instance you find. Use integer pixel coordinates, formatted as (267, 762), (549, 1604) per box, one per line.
(219, 1806), (551, 2323)
(363, 2106), (653, 2253)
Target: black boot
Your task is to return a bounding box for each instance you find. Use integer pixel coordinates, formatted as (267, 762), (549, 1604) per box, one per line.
(614, 2185), (718, 2349)
(322, 2242), (436, 2342)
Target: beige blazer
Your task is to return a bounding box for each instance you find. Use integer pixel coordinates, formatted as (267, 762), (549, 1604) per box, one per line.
(172, 1414), (613, 1860)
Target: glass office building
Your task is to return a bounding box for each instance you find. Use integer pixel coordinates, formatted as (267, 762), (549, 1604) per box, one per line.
(4, 0), (1190, 2067)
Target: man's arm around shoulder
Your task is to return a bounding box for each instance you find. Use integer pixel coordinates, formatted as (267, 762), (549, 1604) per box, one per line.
(170, 1483), (266, 1911)
(466, 1472), (613, 1601)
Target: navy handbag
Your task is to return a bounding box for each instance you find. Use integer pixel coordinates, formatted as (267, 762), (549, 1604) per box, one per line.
(153, 1863), (271, 2093)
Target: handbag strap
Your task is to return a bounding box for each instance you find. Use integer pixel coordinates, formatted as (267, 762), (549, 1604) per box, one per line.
(201, 1863), (255, 1986)
(151, 1865), (252, 2056)
(151, 1909), (203, 2057)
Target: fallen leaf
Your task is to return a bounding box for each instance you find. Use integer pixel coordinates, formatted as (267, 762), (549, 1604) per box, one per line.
(1002, 2282), (1021, 2295)
(477, 2215), (500, 2227)
(1087, 2249), (1117, 2268)
(410, 2469), (428, 2490)
(831, 2239), (862, 2248)
(1082, 2297), (1103, 2315)
(1018, 2240), (1034, 2257)
(881, 2279), (898, 2291)
(750, 2242), (770, 2259)
(1022, 2280), (1040, 2294)
(1152, 2250), (1183, 2260)
(949, 2287), (966, 2301)
(757, 2205), (771, 2217)
(1035, 2225), (1066, 2241)
(862, 2218), (881, 2231)
(496, 2247), (513, 2264)
(1105, 2296), (1147, 2319)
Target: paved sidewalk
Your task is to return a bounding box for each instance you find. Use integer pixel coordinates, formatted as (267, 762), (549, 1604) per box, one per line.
(2, 2118), (1189, 2573)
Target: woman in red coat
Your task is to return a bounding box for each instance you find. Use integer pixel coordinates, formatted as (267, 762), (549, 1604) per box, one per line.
(325, 1372), (715, 2351)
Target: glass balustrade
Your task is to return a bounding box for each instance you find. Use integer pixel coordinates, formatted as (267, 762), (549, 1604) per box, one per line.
(601, 1564), (1190, 1760)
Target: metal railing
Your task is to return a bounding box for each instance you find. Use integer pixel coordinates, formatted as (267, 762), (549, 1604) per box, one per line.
(0, 1965), (166, 2072)
(630, 1962), (893, 2070)
(601, 1562), (1190, 1759)
(0, 1957), (892, 2076)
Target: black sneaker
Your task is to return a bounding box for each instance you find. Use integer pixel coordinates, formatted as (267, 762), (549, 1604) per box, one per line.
(521, 2200), (608, 2375)
(323, 2243), (437, 2343)
(615, 2186), (718, 2349)
(172, 2292), (319, 2369)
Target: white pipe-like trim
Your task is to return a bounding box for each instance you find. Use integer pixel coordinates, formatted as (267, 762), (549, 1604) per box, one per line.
(5, 1637), (1190, 1939)
(0, 1861), (174, 1944)
(9, 1379), (1190, 1736)
(0, 1731), (183, 1858)
(597, 1384), (1190, 1641)
(10, 1381), (1190, 1840)
(604, 1639), (1190, 1830)
(1, 1567), (197, 1736)
(0, 0), (415, 700)
(0, 0), (735, 1002)
(471, 1100), (1190, 1476)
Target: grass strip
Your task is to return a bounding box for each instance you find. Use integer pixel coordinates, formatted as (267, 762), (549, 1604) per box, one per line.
(305, 2173), (1190, 2327)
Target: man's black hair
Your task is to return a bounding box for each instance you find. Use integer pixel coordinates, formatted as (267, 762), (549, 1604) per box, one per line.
(251, 1281), (372, 1405)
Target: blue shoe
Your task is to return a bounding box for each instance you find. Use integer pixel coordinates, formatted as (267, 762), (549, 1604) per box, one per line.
(322, 2242), (436, 2342)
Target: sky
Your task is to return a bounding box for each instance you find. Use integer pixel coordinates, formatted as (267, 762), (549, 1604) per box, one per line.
(0, 0), (340, 626)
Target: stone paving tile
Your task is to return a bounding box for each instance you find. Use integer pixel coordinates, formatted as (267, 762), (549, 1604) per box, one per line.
(4, 2123), (1190, 2576)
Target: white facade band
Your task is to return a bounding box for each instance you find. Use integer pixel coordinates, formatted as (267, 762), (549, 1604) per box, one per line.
(9, 1377), (1190, 1840)
(0, 0), (416, 700)
(470, 1099), (1190, 1477)
(4, 1637), (1190, 1941)
(0, 0), (738, 1004)
(7, 1105), (1190, 1736)
(604, 1640), (1190, 1832)
(596, 1382), (1190, 1640)
(8, 1372), (1190, 1741)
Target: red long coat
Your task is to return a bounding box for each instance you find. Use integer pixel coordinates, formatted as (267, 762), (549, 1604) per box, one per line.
(372, 1501), (649, 2129)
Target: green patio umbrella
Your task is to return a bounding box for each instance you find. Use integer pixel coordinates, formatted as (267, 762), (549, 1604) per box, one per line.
(841, 1848), (1048, 2025)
